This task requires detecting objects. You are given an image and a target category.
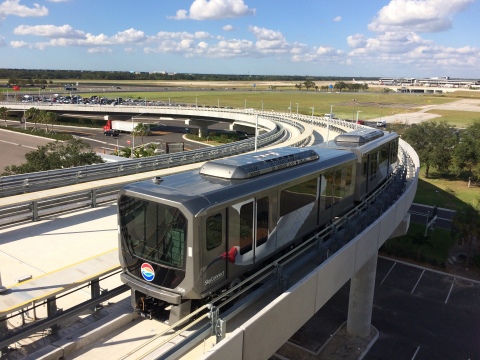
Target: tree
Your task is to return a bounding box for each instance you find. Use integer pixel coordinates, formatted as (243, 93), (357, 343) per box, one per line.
(334, 81), (347, 92)
(0, 106), (8, 127)
(24, 107), (40, 130)
(45, 111), (57, 133)
(452, 201), (480, 267)
(133, 122), (149, 144)
(3, 138), (104, 175)
(294, 83), (303, 91)
(452, 121), (480, 181)
(402, 121), (457, 178)
(38, 110), (49, 132)
(119, 146), (132, 158)
(303, 80), (315, 91)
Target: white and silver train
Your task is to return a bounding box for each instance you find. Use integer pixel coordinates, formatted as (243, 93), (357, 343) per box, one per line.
(118, 128), (399, 321)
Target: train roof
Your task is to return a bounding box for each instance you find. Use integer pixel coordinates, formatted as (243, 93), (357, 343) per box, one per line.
(199, 147), (320, 180)
(119, 146), (357, 217)
(334, 128), (385, 145)
(318, 129), (399, 153)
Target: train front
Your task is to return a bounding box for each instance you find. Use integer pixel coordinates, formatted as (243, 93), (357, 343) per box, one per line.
(116, 177), (202, 319)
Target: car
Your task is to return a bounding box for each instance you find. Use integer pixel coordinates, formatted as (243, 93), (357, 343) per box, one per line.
(376, 120), (386, 127)
(356, 120), (365, 125)
(104, 129), (119, 137)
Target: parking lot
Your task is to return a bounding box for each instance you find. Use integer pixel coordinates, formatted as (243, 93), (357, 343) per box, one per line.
(278, 256), (480, 360)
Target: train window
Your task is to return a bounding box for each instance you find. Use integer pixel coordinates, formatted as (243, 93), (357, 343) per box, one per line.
(379, 144), (389, 174)
(206, 213), (222, 251)
(345, 164), (354, 197)
(256, 197), (269, 247)
(280, 178), (317, 217)
(118, 196), (187, 269)
(362, 154), (368, 176)
(239, 202), (254, 255)
(369, 151), (379, 181)
(334, 168), (345, 204)
(390, 139), (398, 163)
(322, 171), (334, 209)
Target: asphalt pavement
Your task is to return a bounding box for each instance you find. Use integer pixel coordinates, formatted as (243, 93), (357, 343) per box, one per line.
(275, 256), (480, 359)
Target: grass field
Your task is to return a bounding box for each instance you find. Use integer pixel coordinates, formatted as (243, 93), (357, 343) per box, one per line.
(424, 109), (480, 128)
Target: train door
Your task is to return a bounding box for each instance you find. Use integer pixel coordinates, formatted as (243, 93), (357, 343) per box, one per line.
(226, 198), (256, 280)
(202, 210), (227, 293)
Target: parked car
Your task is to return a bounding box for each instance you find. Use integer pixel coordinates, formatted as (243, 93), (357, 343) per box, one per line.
(376, 120), (386, 127)
(356, 120), (365, 125)
(104, 129), (119, 137)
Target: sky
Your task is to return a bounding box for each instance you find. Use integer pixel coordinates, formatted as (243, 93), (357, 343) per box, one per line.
(0, 0), (479, 78)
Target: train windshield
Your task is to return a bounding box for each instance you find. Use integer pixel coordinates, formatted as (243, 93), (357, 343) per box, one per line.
(118, 195), (187, 269)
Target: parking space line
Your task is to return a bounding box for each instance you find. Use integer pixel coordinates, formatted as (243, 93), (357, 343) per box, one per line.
(411, 269), (425, 294)
(411, 346), (420, 359)
(445, 278), (455, 304)
(381, 261), (396, 284)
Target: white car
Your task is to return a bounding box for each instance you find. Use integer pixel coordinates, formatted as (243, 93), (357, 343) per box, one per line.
(376, 120), (386, 127)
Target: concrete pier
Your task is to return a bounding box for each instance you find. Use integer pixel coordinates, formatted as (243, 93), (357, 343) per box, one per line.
(346, 253), (378, 337)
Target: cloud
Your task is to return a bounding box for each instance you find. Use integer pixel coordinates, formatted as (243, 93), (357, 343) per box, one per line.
(347, 34), (367, 49)
(369, 0), (473, 33)
(87, 47), (112, 54)
(0, 0), (48, 19)
(14, 24), (86, 39)
(222, 24), (234, 31)
(168, 0), (255, 20)
(333, 16), (342, 22)
(112, 28), (146, 43)
(10, 40), (28, 48)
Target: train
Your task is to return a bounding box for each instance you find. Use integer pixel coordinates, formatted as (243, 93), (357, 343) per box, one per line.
(117, 128), (399, 322)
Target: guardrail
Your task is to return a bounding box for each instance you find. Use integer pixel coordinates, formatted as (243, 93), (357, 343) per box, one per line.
(1, 110), (305, 198)
(0, 108), (319, 225)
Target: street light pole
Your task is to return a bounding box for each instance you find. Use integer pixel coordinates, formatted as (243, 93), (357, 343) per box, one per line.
(356, 110), (362, 128)
(327, 104), (334, 143)
(255, 114), (258, 152)
(131, 116), (134, 158)
(296, 103), (299, 118)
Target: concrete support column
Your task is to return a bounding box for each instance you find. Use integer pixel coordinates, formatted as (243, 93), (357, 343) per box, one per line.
(197, 125), (208, 138)
(185, 119), (217, 138)
(346, 253), (378, 337)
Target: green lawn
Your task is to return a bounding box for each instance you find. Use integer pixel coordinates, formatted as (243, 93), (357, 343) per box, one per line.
(424, 109), (480, 128)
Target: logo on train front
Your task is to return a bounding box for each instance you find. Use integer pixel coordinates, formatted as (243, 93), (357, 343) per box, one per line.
(141, 263), (155, 281)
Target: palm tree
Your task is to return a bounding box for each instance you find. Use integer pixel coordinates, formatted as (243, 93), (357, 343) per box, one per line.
(133, 122), (149, 144)
(38, 110), (49, 132)
(0, 107), (8, 127)
(45, 111), (57, 133)
(119, 147), (132, 158)
(25, 107), (40, 130)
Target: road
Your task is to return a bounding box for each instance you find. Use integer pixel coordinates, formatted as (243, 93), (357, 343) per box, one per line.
(0, 118), (226, 172)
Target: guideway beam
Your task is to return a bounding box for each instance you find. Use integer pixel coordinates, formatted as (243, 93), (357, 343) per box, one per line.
(347, 253), (378, 337)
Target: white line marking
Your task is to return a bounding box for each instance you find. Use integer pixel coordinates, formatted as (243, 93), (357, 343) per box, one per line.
(411, 269), (425, 294)
(381, 261), (396, 284)
(411, 346), (420, 359)
(445, 278), (455, 304)
(0, 139), (37, 149)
